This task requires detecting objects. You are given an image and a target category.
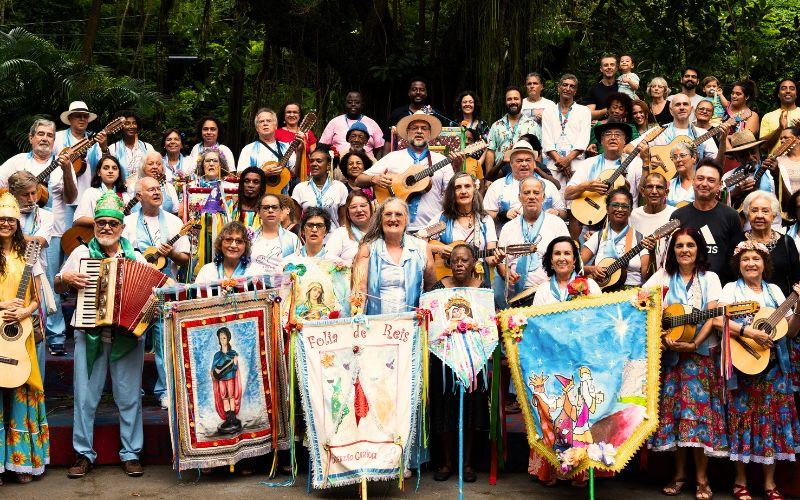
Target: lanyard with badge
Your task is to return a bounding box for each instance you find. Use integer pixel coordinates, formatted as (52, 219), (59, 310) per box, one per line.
(556, 103), (574, 156)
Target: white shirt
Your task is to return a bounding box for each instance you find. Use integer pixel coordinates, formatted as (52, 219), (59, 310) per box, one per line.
(482, 174), (565, 215)
(59, 244), (147, 328)
(249, 229), (301, 275)
(107, 139), (155, 178)
(237, 140), (296, 174)
(584, 228), (647, 286)
(567, 154), (644, 206)
(521, 96), (557, 122)
(74, 187), (133, 222)
(324, 226), (363, 264)
(20, 206), (54, 270)
(532, 277), (602, 306)
(188, 143), (237, 174)
(54, 129), (96, 206)
(719, 281), (790, 321)
(291, 179), (349, 229)
(364, 149), (452, 231)
(122, 209), (191, 276)
(195, 262), (261, 284)
(0, 152), (77, 236)
(629, 205), (676, 268)
(497, 212), (569, 289)
(541, 102), (592, 188)
(644, 269), (723, 309)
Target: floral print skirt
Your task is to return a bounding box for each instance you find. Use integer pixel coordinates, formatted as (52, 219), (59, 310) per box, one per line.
(1, 385), (49, 475)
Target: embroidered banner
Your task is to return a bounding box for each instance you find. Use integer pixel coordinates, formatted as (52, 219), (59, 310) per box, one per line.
(419, 287), (497, 389)
(284, 257), (351, 321)
(296, 313), (422, 488)
(498, 288), (662, 474)
(162, 287), (290, 470)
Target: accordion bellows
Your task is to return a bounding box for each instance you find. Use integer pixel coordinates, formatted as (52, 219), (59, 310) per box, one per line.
(95, 258), (170, 334)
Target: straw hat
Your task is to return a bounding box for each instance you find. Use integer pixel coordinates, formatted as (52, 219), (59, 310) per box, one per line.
(725, 129), (766, 154)
(0, 192), (20, 220)
(60, 101), (98, 125)
(395, 110), (442, 142)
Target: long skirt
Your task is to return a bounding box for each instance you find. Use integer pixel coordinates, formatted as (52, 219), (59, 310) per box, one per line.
(728, 363), (800, 464)
(0, 385), (49, 475)
(649, 352), (729, 457)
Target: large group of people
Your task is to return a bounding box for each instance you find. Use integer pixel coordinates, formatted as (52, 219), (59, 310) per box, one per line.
(2, 55), (800, 500)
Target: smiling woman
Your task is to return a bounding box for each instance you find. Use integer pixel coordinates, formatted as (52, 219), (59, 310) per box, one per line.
(291, 148), (349, 229)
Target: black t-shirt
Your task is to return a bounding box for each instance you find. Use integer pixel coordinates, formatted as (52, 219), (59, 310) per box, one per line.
(670, 202), (744, 284)
(583, 81), (619, 110)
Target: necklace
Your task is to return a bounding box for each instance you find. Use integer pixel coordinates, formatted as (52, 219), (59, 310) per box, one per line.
(456, 210), (474, 229)
(746, 230), (779, 251)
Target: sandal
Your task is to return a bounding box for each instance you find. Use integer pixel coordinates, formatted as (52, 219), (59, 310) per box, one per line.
(15, 473), (33, 484)
(662, 479), (687, 496)
(764, 487), (784, 500)
(696, 482), (712, 500)
(732, 484), (752, 500)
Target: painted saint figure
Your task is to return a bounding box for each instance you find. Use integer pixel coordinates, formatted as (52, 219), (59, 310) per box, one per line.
(296, 282), (332, 320)
(211, 327), (243, 434)
(573, 366), (604, 445)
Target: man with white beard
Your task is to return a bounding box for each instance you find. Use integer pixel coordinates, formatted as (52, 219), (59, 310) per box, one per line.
(356, 110), (463, 231)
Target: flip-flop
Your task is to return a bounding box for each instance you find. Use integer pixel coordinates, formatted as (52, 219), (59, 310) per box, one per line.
(662, 479), (687, 496)
(696, 482), (712, 500)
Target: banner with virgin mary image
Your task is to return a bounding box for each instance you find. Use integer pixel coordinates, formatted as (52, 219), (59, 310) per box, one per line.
(161, 286), (290, 470)
(497, 288), (662, 475)
(419, 287), (498, 389)
(284, 257), (351, 321)
(295, 313), (423, 488)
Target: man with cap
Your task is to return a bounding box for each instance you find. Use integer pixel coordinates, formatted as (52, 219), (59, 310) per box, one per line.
(724, 129), (776, 209)
(0, 118), (77, 356)
(55, 191), (149, 479)
(565, 119), (644, 239)
(55, 101), (102, 196)
(319, 91), (385, 156)
(483, 139), (566, 230)
(343, 122), (377, 163)
(356, 110), (463, 231)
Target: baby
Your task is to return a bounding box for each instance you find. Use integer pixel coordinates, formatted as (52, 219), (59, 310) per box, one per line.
(702, 76), (729, 126)
(617, 54), (640, 98)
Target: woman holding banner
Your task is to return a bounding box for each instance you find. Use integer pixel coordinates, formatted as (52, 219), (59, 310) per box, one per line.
(644, 228), (726, 500)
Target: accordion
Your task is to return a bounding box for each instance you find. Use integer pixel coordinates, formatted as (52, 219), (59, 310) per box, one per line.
(94, 258), (170, 336)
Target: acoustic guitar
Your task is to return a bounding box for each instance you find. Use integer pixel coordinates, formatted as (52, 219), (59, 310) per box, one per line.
(374, 140), (487, 204)
(730, 136), (799, 212)
(662, 300), (760, 342)
(648, 118), (734, 181)
(430, 241), (537, 280)
(412, 221), (446, 240)
(571, 126), (666, 226)
(672, 164), (752, 209)
(61, 195), (140, 256)
(730, 286), (800, 375)
(262, 111), (317, 195)
(592, 219), (680, 290)
(0, 240), (41, 389)
(141, 219), (198, 270)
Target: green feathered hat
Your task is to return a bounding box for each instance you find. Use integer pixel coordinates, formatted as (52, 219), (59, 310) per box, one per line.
(94, 191), (125, 221)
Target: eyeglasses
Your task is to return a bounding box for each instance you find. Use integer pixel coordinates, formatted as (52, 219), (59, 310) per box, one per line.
(260, 204), (281, 212)
(602, 132), (625, 139)
(644, 184), (666, 191)
(70, 113), (90, 120)
(222, 237), (245, 245)
(696, 107), (713, 114)
(608, 202), (632, 210)
(204, 158), (220, 163)
(304, 222), (326, 231)
(670, 153), (692, 160)
(96, 219), (121, 229)
(408, 125), (431, 132)
(0, 217), (16, 226)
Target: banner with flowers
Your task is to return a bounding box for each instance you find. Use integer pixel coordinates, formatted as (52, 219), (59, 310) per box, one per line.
(497, 288), (662, 475)
(295, 313), (423, 489)
(283, 257), (351, 321)
(419, 287), (497, 389)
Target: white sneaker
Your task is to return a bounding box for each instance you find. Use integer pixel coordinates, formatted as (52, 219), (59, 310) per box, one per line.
(159, 396), (168, 410)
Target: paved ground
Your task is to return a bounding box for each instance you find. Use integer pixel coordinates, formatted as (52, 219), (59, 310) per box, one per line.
(0, 466), (742, 499)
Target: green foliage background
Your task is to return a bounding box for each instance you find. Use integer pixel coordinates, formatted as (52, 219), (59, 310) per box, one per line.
(0, 0), (798, 157)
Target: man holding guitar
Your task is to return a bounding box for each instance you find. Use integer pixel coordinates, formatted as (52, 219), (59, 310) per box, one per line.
(356, 110), (464, 232)
(0, 118), (77, 357)
(723, 130), (776, 213)
(54, 101), (100, 214)
(122, 175), (190, 408)
(237, 107), (303, 187)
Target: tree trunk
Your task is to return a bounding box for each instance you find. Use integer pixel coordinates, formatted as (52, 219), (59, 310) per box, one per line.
(416, 0), (426, 58)
(199, 0), (212, 55)
(81, 0), (103, 64)
(156, 0), (174, 93)
(430, 0), (440, 60)
(227, 0), (249, 152)
(251, 24), (272, 117)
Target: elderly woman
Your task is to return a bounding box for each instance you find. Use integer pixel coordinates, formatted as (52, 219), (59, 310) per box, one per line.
(195, 221), (258, 282)
(666, 142), (698, 207)
(713, 241), (800, 500)
(647, 77), (673, 125)
(645, 228), (726, 500)
(324, 189), (373, 263)
(134, 151), (179, 214)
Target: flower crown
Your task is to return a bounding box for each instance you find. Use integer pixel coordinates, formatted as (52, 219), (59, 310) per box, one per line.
(733, 240), (769, 256)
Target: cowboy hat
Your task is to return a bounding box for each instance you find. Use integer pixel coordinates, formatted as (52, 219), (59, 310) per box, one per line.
(395, 110), (442, 142)
(593, 119), (632, 144)
(725, 129), (766, 154)
(60, 101), (97, 125)
(504, 140), (540, 163)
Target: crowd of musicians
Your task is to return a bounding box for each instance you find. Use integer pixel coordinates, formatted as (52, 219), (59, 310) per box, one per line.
(2, 58), (800, 499)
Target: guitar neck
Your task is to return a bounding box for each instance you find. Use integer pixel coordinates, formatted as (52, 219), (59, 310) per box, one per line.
(15, 263), (33, 301)
(411, 155), (451, 183)
(123, 197), (139, 215)
(166, 230), (185, 247)
(35, 157), (61, 184)
(277, 141), (300, 169)
(603, 240), (645, 275)
(663, 305), (726, 328)
(766, 291), (800, 328)
(692, 125), (721, 147)
(605, 147), (641, 185)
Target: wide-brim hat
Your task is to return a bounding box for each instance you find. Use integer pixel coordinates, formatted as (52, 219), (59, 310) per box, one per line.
(504, 139), (539, 163)
(396, 110), (442, 142)
(593, 119), (632, 144)
(60, 101), (97, 125)
(726, 129), (766, 154)
(0, 192), (21, 220)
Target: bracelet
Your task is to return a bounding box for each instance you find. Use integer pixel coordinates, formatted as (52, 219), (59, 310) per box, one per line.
(739, 323), (745, 336)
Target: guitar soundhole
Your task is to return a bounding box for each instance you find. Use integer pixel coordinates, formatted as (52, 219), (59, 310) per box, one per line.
(3, 322), (20, 341)
(404, 175), (416, 187)
(753, 320), (772, 336)
(265, 175), (281, 186)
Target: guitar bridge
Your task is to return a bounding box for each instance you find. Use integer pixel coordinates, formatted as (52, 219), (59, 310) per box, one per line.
(582, 197), (600, 209)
